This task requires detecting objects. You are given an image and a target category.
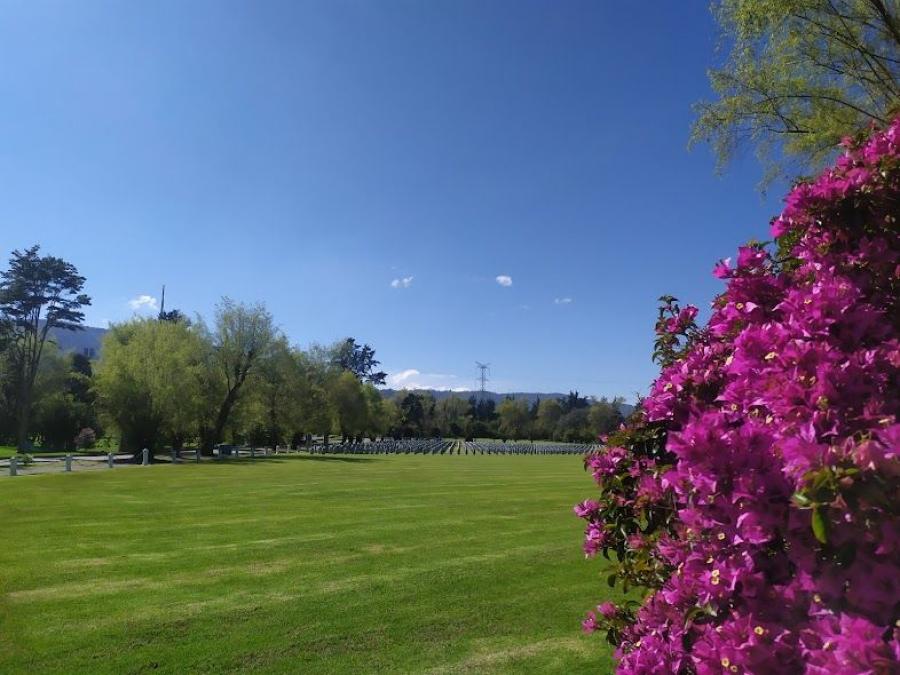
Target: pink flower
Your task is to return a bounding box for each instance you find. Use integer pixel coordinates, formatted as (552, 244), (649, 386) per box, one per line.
(573, 499), (600, 518)
(576, 117), (900, 673)
(597, 601), (617, 619)
(713, 258), (732, 279)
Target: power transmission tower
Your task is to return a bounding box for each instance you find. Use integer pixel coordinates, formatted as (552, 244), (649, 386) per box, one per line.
(475, 362), (490, 400)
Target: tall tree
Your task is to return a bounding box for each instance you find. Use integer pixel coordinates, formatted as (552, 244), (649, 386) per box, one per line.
(497, 397), (531, 441)
(200, 299), (276, 452)
(397, 391), (437, 437)
(0, 245), (90, 450)
(535, 398), (564, 440)
(295, 351), (337, 445)
(559, 390), (589, 414)
(692, 0), (900, 183)
(94, 318), (206, 455)
(587, 396), (625, 439)
(435, 395), (471, 437)
(246, 337), (305, 451)
(330, 371), (368, 442)
(330, 337), (387, 385)
(32, 348), (100, 450)
(362, 384), (392, 440)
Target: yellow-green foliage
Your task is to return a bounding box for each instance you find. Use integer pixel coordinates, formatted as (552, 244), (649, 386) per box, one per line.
(94, 319), (206, 451)
(692, 0), (900, 184)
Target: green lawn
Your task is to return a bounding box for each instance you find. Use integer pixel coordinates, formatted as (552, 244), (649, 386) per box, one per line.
(0, 454), (620, 673)
(0, 445), (55, 458)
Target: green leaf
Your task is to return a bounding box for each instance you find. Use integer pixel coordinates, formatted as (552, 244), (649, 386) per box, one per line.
(811, 506), (828, 544)
(792, 492), (811, 507)
(607, 573), (617, 588)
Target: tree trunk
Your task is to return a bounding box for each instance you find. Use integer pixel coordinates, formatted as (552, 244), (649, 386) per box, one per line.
(208, 387), (239, 453)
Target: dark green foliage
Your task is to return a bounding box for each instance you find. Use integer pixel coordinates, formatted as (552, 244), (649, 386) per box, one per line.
(0, 245), (91, 449)
(331, 337), (387, 385)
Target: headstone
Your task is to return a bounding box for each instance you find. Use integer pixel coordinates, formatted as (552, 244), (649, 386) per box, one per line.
(9, 458), (17, 476)
(65, 454), (73, 472)
(142, 448), (150, 465)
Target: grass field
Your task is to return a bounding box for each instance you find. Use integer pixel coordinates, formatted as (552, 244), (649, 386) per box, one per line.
(0, 454), (621, 673)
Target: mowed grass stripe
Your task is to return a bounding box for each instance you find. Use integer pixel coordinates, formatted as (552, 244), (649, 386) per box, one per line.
(1, 455), (621, 673)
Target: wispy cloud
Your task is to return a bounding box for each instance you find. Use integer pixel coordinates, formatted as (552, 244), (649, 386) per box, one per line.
(389, 368), (421, 385)
(390, 276), (414, 289)
(128, 294), (158, 312)
(554, 297), (573, 305)
(495, 275), (513, 287)
(387, 369), (466, 391)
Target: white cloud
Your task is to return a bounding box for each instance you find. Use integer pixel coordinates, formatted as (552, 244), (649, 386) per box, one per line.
(390, 275), (414, 289)
(554, 297), (573, 305)
(389, 368), (421, 385)
(495, 275), (513, 287)
(128, 295), (158, 312)
(387, 369), (465, 391)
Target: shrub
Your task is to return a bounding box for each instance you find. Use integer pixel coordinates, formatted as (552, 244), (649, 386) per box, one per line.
(578, 119), (899, 673)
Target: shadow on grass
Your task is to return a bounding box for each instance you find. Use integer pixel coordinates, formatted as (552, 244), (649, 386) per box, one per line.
(189, 454), (379, 467)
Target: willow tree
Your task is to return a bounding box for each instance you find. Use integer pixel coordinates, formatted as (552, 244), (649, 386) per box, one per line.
(692, 0), (900, 183)
(247, 336), (306, 451)
(94, 319), (206, 455)
(199, 298), (276, 452)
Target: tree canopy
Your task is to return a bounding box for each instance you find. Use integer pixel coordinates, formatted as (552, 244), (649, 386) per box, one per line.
(330, 337), (387, 385)
(0, 245), (90, 449)
(692, 0), (900, 183)
(94, 319), (206, 454)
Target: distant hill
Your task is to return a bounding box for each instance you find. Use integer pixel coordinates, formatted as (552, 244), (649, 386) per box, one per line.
(47, 325), (108, 359)
(380, 388), (635, 415)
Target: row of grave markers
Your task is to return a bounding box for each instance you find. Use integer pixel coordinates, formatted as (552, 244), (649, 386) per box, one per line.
(6, 439), (596, 475)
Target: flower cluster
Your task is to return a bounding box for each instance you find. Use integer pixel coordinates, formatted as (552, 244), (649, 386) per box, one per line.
(578, 118), (900, 673)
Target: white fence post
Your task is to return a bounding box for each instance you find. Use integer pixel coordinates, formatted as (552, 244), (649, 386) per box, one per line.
(107, 452), (115, 468)
(9, 458), (17, 476)
(65, 454), (73, 472)
(142, 448), (149, 465)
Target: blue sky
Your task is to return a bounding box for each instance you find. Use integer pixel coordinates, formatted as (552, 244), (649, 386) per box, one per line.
(0, 1), (784, 399)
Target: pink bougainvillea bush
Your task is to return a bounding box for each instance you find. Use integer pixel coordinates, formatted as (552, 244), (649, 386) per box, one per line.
(578, 118), (899, 674)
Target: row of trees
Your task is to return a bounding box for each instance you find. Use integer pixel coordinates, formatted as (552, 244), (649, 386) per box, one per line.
(377, 390), (624, 443)
(0, 248), (623, 454)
